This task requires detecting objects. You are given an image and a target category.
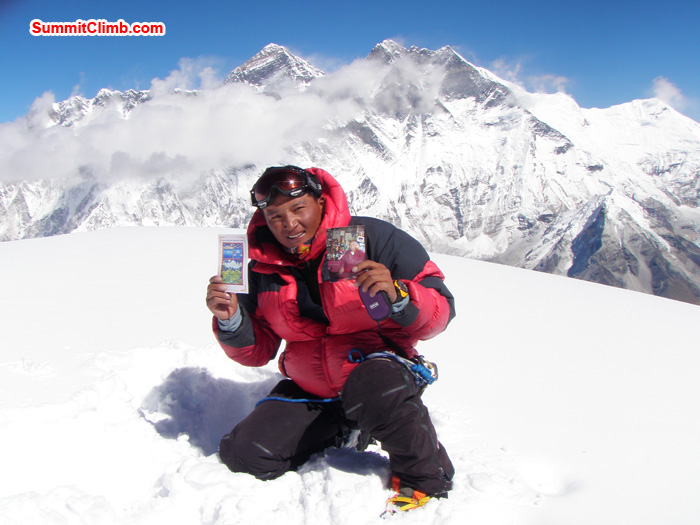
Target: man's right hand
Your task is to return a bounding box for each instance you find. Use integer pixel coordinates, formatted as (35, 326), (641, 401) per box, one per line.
(206, 275), (239, 320)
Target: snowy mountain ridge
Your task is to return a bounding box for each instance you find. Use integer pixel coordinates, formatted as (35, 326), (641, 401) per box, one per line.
(2, 40), (700, 304)
(50, 88), (152, 127)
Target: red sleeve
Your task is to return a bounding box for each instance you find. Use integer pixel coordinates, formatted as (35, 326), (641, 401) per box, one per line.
(396, 260), (453, 340)
(212, 312), (282, 367)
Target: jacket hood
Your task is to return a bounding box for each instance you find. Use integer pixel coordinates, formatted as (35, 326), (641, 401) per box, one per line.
(247, 167), (352, 267)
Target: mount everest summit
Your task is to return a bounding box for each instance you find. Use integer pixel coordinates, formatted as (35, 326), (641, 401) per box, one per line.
(1, 40), (700, 305)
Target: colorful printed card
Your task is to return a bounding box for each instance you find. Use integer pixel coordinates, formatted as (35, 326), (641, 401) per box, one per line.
(218, 234), (249, 293)
(326, 225), (366, 281)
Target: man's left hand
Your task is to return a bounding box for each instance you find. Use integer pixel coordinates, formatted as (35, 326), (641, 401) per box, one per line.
(352, 260), (398, 302)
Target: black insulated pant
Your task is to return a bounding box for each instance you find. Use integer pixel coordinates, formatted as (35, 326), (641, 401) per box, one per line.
(219, 357), (454, 495)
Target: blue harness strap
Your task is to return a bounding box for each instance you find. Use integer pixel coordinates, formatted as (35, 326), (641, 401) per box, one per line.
(348, 350), (438, 387)
(255, 395), (340, 408)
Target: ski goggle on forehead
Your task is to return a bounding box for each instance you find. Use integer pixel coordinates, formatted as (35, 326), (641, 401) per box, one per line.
(250, 166), (323, 209)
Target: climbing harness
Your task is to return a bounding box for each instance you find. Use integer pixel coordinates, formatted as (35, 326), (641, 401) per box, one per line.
(254, 350), (438, 408)
(347, 349), (439, 388)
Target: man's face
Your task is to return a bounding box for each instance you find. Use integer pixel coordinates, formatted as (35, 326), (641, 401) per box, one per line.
(262, 193), (325, 250)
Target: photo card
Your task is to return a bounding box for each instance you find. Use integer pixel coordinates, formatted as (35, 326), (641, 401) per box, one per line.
(326, 225), (366, 281)
(217, 234), (249, 293)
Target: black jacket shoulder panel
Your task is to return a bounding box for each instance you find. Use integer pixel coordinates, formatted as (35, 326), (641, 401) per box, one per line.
(350, 216), (430, 280)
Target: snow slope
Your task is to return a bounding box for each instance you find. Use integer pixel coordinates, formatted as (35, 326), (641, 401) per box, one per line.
(0, 227), (698, 524)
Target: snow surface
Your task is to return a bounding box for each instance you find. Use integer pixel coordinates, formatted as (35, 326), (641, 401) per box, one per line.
(0, 227), (698, 524)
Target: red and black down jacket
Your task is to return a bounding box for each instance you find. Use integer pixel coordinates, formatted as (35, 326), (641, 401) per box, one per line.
(213, 168), (456, 398)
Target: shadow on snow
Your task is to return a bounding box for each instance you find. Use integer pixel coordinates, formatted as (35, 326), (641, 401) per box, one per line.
(140, 366), (281, 456)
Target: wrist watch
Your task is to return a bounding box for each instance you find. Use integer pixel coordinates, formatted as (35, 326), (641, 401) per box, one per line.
(393, 279), (409, 303)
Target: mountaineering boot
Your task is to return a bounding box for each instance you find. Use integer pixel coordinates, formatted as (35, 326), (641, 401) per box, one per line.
(381, 475), (441, 516)
(385, 486), (431, 513)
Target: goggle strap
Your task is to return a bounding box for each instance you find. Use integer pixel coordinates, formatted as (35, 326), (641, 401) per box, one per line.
(250, 167), (321, 209)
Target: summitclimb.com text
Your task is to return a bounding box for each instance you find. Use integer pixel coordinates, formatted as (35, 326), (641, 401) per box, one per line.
(29, 19), (166, 36)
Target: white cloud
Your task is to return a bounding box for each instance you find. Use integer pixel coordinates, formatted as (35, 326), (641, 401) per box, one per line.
(150, 57), (224, 93)
(69, 72), (87, 99)
(25, 91), (56, 130)
(310, 53), (445, 116)
(529, 73), (569, 95)
(650, 76), (700, 122)
(488, 57), (523, 86)
(489, 57), (569, 95)
(652, 76), (687, 110)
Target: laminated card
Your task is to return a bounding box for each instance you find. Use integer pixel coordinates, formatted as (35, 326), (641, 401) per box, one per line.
(217, 234), (249, 293)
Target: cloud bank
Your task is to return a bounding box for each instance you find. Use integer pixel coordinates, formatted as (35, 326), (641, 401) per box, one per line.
(0, 53), (443, 186)
(0, 81), (352, 185)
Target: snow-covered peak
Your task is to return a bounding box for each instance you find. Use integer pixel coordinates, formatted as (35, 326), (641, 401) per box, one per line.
(49, 88), (150, 126)
(368, 40), (465, 67)
(597, 97), (697, 126)
(261, 43), (286, 54)
(224, 43), (324, 91)
(95, 88), (116, 98)
(50, 95), (91, 126)
(367, 39), (409, 63)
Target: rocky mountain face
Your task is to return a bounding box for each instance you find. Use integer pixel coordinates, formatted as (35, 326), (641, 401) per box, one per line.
(224, 43), (324, 93)
(2, 41), (700, 305)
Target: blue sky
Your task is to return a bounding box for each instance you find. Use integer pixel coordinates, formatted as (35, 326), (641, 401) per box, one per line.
(1, 0), (699, 123)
